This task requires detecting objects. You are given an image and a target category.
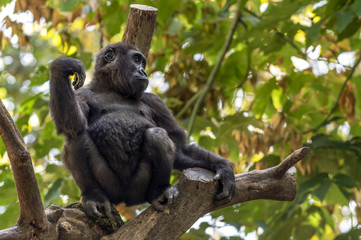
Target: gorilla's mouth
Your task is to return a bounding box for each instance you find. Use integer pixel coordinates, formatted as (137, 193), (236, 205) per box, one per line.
(135, 77), (148, 82)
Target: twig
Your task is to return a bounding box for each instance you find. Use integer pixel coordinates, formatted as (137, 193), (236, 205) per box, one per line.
(187, 0), (241, 136)
(272, 147), (310, 177)
(275, 31), (307, 60)
(175, 89), (203, 119)
(236, 17), (251, 88)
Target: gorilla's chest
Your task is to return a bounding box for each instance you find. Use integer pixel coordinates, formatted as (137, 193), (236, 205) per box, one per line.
(87, 94), (155, 140)
(86, 95), (156, 168)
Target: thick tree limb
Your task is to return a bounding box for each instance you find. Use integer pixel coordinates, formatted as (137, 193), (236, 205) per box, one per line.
(0, 100), (47, 234)
(122, 4), (158, 58)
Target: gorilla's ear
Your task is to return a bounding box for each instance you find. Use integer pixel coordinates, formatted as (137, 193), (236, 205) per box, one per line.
(104, 49), (116, 63)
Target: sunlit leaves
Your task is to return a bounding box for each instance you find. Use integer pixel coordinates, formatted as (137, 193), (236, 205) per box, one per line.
(0, 0), (11, 9)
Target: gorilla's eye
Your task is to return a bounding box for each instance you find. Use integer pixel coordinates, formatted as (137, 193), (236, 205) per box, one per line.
(134, 54), (141, 64)
(104, 49), (115, 62)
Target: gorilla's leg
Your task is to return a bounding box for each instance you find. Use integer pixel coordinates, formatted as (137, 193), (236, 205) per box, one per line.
(125, 160), (152, 205)
(143, 127), (178, 210)
(63, 133), (122, 220)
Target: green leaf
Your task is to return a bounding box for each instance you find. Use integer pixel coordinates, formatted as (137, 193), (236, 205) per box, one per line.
(338, 18), (361, 40)
(294, 225), (316, 240)
(59, 0), (81, 12)
(78, 52), (93, 70)
(297, 173), (329, 195)
(168, 18), (183, 36)
(30, 66), (49, 86)
(253, 78), (277, 117)
(307, 20), (323, 43)
(102, 1), (124, 37)
(0, 204), (19, 229)
(260, 154), (281, 167)
(333, 174), (357, 188)
(0, 0), (11, 9)
(324, 183), (349, 205)
(350, 0), (361, 16)
(181, 0), (197, 23)
(44, 178), (63, 207)
(0, 139), (5, 156)
(335, 229), (361, 240)
(271, 88), (283, 110)
(336, 9), (356, 32)
(0, 178), (18, 205)
(313, 180), (331, 201)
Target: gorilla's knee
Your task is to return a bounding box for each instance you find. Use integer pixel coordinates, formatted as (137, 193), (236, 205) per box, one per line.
(144, 127), (175, 156)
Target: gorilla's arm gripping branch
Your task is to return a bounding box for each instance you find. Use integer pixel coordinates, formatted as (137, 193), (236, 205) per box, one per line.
(104, 147), (310, 240)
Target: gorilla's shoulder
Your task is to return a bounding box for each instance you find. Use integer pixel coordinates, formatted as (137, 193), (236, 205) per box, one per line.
(142, 92), (163, 103)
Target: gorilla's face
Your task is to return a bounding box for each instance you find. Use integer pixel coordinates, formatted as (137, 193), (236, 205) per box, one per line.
(94, 42), (148, 99)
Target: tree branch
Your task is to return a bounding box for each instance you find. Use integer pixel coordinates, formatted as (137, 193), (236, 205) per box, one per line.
(102, 147), (309, 240)
(0, 100), (47, 233)
(122, 4), (158, 58)
(175, 88), (203, 119)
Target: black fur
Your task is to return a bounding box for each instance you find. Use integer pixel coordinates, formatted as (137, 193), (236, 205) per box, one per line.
(49, 42), (235, 218)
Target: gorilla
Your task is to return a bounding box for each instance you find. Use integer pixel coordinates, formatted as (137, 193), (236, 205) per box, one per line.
(49, 42), (235, 219)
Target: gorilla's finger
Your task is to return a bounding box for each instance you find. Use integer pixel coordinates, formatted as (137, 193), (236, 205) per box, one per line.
(215, 190), (229, 200)
(84, 202), (102, 219)
(214, 172), (222, 180)
(152, 198), (166, 212)
(215, 195), (232, 205)
(102, 202), (116, 226)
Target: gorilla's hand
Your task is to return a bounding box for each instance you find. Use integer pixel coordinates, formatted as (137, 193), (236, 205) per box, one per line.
(81, 189), (114, 223)
(50, 57), (86, 90)
(214, 167), (235, 204)
(152, 186), (179, 212)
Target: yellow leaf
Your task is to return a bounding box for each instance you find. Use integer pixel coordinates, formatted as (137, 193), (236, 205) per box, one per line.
(70, 18), (83, 32)
(305, 6), (315, 18)
(294, 30), (306, 44)
(313, 16), (321, 23)
(251, 152), (264, 162)
(0, 88), (7, 98)
(52, 33), (62, 47)
(67, 45), (78, 56)
(310, 235), (319, 240)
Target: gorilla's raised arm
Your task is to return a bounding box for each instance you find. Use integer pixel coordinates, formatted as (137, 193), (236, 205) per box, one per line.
(49, 58), (121, 220)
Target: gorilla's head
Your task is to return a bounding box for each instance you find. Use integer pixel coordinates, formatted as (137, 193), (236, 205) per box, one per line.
(93, 42), (148, 99)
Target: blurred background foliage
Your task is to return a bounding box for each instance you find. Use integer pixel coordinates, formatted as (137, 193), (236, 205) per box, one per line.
(1, 0), (361, 239)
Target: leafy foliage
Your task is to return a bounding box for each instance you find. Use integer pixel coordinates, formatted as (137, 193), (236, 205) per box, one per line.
(1, 0), (361, 239)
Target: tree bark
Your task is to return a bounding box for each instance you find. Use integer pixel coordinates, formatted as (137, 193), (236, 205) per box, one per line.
(122, 4), (158, 58)
(0, 100), (48, 236)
